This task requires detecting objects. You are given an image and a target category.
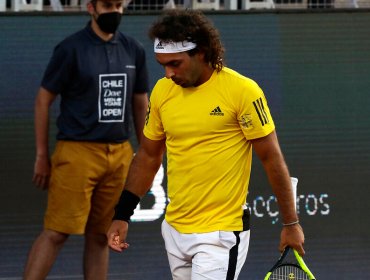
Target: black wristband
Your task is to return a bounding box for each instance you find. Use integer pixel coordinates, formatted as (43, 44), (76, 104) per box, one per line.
(113, 190), (141, 223)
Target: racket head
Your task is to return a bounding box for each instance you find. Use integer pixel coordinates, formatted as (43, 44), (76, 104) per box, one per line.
(293, 249), (316, 280)
(267, 263), (310, 280)
(264, 247), (316, 280)
(266, 246), (291, 273)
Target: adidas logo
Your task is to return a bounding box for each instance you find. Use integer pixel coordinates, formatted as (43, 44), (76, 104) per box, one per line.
(155, 41), (164, 49)
(210, 106), (224, 116)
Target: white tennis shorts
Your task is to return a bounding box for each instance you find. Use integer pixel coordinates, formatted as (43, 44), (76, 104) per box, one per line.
(161, 219), (250, 280)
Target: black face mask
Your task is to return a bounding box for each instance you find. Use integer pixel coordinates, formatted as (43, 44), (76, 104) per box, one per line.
(96, 12), (122, 34)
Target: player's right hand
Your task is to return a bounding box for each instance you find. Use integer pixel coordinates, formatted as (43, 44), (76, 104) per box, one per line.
(32, 155), (51, 190)
(107, 220), (130, 252)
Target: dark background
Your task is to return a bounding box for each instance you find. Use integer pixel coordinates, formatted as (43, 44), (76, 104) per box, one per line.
(1, 10), (370, 279)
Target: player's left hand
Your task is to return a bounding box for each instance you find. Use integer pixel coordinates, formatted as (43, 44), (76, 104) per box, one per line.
(280, 223), (305, 256)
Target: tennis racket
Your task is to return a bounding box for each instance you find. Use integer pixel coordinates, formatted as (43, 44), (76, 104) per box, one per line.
(264, 246), (316, 280)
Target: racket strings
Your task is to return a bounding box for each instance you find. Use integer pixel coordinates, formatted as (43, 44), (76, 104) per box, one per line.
(269, 265), (310, 280)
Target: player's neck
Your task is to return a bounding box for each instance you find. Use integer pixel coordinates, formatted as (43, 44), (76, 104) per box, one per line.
(195, 65), (214, 87)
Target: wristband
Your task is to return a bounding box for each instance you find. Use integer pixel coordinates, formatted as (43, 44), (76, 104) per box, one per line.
(113, 190), (141, 223)
(282, 220), (299, 226)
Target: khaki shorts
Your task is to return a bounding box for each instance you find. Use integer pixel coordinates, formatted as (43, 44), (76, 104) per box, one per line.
(45, 140), (133, 235)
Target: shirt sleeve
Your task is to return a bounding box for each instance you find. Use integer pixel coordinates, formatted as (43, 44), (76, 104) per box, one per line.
(41, 42), (74, 95)
(237, 79), (275, 140)
(143, 81), (166, 140)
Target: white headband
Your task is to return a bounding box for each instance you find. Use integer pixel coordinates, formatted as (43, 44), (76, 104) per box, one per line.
(154, 38), (197, 54)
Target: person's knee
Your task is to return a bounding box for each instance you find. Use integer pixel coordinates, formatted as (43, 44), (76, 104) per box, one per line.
(85, 231), (108, 247)
(41, 229), (69, 246)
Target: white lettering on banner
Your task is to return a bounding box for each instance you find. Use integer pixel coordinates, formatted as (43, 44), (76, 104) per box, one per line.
(131, 164), (167, 222)
(318, 194), (330, 215)
(266, 196), (279, 219)
(298, 193), (330, 216)
(253, 196), (265, 218)
(246, 193), (331, 225)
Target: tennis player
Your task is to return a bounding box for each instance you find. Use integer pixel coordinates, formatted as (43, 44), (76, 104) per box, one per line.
(108, 9), (304, 280)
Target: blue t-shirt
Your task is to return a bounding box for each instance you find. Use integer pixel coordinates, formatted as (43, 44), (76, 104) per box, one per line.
(42, 22), (149, 142)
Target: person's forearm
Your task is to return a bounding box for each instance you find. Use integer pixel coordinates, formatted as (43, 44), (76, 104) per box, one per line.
(253, 132), (298, 224)
(113, 145), (164, 222)
(132, 93), (149, 144)
(124, 148), (163, 198)
(264, 158), (298, 224)
(34, 91), (51, 158)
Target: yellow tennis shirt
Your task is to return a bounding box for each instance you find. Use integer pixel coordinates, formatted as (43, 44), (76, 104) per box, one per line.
(144, 67), (275, 233)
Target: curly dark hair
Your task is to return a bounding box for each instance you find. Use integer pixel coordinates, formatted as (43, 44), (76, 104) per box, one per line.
(148, 9), (225, 72)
